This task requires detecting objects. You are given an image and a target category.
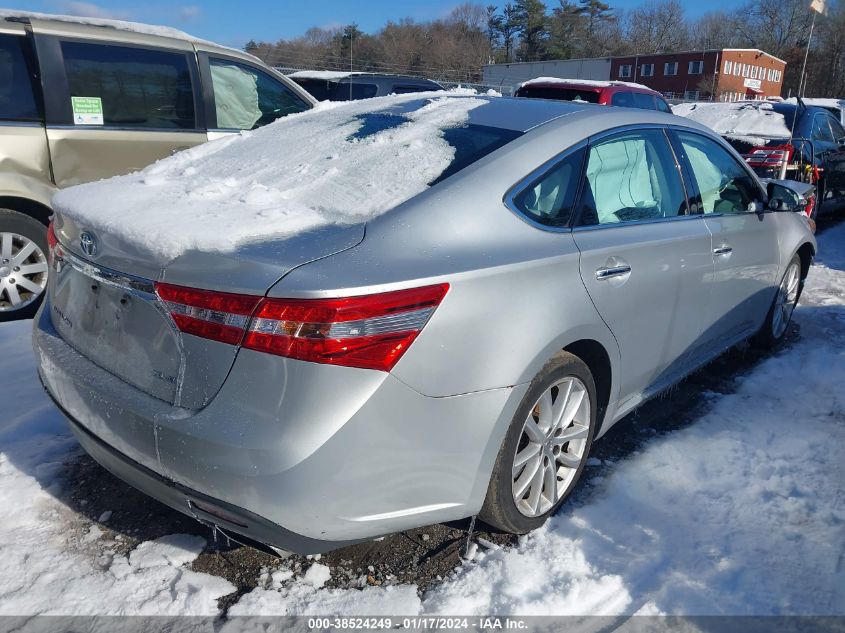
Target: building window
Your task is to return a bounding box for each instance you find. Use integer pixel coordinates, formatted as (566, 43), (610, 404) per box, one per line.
(734, 64), (741, 76)
(724, 60), (732, 74)
(688, 60), (703, 75)
(743, 64), (749, 77)
(640, 63), (654, 77)
(619, 64), (632, 78)
(664, 61), (678, 76)
(751, 66), (758, 79)
(775, 69), (781, 82)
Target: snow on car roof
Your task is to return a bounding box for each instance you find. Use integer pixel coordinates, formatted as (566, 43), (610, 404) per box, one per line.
(288, 70), (439, 83)
(519, 77), (653, 91)
(53, 94), (490, 260)
(672, 101), (792, 144)
(0, 10), (215, 44)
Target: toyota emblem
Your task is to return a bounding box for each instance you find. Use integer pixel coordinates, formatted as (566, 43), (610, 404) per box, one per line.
(80, 231), (98, 257)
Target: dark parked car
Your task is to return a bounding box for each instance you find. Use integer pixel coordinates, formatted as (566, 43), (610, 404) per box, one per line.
(726, 102), (845, 216)
(514, 78), (672, 113)
(288, 71), (444, 101)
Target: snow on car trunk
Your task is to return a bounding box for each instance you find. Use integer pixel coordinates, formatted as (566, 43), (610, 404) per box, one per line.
(672, 101), (792, 146)
(52, 94), (486, 262)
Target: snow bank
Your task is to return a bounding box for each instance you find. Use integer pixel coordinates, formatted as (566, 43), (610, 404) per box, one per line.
(672, 101), (792, 144)
(519, 77), (653, 91)
(52, 94), (485, 260)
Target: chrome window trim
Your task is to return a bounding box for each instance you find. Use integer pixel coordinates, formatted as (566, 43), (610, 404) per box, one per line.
(46, 124), (205, 134)
(571, 213), (706, 233)
(0, 120), (44, 128)
(502, 139), (588, 234)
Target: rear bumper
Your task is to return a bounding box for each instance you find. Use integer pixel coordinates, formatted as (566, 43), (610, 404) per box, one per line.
(50, 389), (359, 554)
(34, 297), (526, 552)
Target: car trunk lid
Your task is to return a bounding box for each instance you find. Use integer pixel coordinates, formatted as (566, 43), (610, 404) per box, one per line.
(48, 214), (365, 409)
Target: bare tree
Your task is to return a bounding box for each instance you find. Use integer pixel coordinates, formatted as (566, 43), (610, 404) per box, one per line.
(624, 0), (688, 54)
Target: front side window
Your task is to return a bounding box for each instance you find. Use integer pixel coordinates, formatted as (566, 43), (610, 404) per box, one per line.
(676, 130), (760, 215)
(210, 58), (309, 129)
(62, 41), (195, 129)
(578, 129), (687, 226)
(0, 34), (40, 122)
(811, 115), (835, 143)
(830, 118), (845, 141)
(512, 148), (585, 227)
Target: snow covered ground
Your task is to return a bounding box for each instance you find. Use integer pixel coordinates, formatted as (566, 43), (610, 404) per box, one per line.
(1, 223), (844, 617)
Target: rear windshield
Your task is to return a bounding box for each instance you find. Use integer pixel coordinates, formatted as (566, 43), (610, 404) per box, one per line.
(516, 86), (601, 103)
(350, 109), (522, 185)
(291, 78), (377, 101)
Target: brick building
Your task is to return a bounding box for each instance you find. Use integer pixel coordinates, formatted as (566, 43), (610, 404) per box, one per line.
(610, 49), (786, 101)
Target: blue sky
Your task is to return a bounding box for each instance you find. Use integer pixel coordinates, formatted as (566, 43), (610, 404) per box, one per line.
(13, 0), (736, 49)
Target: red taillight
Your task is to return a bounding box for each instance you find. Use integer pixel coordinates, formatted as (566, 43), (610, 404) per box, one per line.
(46, 221), (58, 250)
(744, 144), (793, 168)
(155, 282), (262, 346)
(155, 282), (449, 372)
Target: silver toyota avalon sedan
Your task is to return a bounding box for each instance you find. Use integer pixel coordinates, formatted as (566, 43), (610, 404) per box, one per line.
(34, 94), (816, 553)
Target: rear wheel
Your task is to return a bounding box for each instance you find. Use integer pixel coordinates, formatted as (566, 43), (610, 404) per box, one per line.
(752, 254), (802, 349)
(0, 209), (49, 322)
(479, 351), (597, 534)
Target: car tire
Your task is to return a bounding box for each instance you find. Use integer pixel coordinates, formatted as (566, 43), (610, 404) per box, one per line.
(752, 254), (802, 350)
(479, 351), (597, 534)
(0, 209), (50, 322)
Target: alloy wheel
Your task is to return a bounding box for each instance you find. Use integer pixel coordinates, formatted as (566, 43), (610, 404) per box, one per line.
(0, 232), (49, 313)
(772, 261), (800, 339)
(511, 376), (591, 517)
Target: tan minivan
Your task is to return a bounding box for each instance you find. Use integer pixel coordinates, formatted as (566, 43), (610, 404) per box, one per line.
(0, 13), (317, 320)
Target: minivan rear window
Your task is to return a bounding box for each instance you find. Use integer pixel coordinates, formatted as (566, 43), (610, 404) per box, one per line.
(61, 41), (195, 129)
(0, 34), (41, 122)
(516, 86), (601, 103)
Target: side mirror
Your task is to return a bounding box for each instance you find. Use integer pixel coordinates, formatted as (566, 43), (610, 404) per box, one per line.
(765, 179), (814, 214)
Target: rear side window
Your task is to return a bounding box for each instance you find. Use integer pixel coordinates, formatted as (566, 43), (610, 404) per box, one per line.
(291, 78), (333, 101)
(610, 91), (635, 108)
(632, 93), (657, 110)
(61, 41), (195, 129)
(210, 58), (309, 130)
(0, 34), (41, 122)
(578, 129), (687, 226)
(391, 84), (436, 94)
(511, 148), (585, 227)
(516, 86), (601, 103)
(676, 131), (760, 215)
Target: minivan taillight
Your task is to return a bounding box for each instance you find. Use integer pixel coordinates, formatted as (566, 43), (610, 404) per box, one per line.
(155, 282), (449, 372)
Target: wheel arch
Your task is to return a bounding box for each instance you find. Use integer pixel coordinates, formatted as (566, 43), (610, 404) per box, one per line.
(796, 241), (815, 282)
(563, 339), (613, 435)
(0, 196), (53, 227)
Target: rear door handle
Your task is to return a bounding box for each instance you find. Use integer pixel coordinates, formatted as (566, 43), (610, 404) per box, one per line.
(595, 265), (632, 280)
(713, 246), (733, 256)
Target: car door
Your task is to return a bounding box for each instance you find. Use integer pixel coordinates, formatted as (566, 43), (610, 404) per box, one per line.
(198, 53), (312, 138)
(823, 116), (845, 200)
(571, 127), (713, 413)
(671, 129), (780, 350)
(32, 30), (208, 187)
